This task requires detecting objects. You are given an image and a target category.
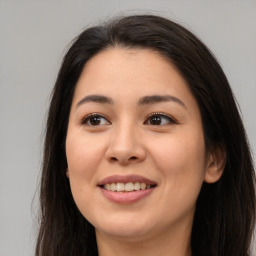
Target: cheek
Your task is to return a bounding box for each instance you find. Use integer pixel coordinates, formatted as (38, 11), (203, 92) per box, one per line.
(151, 135), (206, 221)
(149, 133), (206, 190)
(66, 132), (106, 177)
(65, 131), (108, 208)
(65, 132), (107, 215)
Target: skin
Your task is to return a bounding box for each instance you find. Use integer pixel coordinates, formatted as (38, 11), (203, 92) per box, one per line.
(65, 48), (224, 256)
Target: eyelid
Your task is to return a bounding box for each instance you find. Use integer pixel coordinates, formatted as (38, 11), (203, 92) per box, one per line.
(80, 112), (177, 125)
(144, 112), (177, 124)
(80, 112), (111, 125)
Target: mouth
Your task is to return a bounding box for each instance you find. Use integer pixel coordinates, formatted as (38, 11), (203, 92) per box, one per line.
(98, 174), (157, 191)
(100, 182), (157, 192)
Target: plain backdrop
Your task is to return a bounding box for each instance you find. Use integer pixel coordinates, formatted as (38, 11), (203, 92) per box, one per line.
(0, 1), (255, 255)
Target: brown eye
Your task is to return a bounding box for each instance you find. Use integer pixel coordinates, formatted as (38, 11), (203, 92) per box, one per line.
(149, 116), (162, 125)
(145, 113), (176, 126)
(89, 116), (101, 125)
(81, 114), (110, 126)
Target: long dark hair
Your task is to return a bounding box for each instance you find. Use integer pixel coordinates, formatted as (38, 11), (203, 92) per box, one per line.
(36, 15), (255, 256)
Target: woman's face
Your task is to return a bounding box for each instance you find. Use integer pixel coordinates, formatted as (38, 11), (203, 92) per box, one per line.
(66, 48), (219, 241)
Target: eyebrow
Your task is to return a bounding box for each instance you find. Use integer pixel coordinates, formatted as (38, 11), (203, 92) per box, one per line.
(76, 95), (114, 108)
(138, 95), (186, 108)
(76, 94), (186, 109)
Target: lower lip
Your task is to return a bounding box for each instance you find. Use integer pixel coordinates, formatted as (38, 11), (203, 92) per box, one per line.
(99, 187), (155, 204)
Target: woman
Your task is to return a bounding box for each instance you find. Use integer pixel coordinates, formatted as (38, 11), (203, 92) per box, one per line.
(36, 15), (255, 256)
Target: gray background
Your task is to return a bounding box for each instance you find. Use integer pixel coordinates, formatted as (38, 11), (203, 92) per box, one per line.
(0, 1), (255, 255)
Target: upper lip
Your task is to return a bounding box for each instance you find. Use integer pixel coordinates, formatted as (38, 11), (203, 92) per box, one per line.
(98, 175), (157, 186)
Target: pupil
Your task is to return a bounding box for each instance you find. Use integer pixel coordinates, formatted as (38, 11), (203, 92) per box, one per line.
(90, 116), (101, 125)
(150, 116), (161, 125)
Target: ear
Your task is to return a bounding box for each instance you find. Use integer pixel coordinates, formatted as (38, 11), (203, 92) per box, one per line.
(66, 168), (69, 178)
(204, 146), (226, 183)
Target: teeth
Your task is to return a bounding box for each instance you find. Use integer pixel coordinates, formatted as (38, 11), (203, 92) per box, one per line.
(103, 182), (153, 192)
(116, 183), (124, 192)
(141, 183), (146, 190)
(110, 183), (116, 191)
(134, 182), (140, 191)
(125, 182), (134, 191)
(105, 183), (111, 190)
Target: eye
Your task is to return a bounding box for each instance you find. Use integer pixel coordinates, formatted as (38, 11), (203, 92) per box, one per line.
(144, 113), (176, 126)
(81, 113), (110, 126)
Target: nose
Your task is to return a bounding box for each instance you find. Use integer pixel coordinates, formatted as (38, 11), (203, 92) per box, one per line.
(105, 123), (146, 165)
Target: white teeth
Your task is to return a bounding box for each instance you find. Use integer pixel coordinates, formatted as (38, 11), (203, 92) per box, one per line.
(103, 182), (153, 192)
(116, 182), (125, 192)
(134, 182), (140, 191)
(110, 183), (116, 191)
(125, 182), (134, 191)
(140, 183), (146, 190)
(105, 183), (111, 190)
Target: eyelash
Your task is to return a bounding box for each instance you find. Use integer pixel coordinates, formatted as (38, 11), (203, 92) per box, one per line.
(80, 112), (177, 126)
(144, 112), (177, 125)
(80, 113), (110, 126)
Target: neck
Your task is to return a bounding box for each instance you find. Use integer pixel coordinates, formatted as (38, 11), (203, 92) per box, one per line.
(96, 222), (192, 256)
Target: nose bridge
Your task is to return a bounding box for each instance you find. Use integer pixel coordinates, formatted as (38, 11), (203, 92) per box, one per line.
(116, 120), (136, 148)
(106, 118), (145, 164)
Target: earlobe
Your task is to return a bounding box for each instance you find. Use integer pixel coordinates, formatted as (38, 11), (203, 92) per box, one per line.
(204, 147), (226, 183)
(66, 168), (69, 178)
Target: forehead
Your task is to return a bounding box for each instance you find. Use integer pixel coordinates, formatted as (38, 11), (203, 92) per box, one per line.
(71, 47), (198, 111)
(76, 48), (185, 90)
(81, 47), (180, 81)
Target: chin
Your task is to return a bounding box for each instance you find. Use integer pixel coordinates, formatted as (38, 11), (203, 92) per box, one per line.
(94, 215), (154, 239)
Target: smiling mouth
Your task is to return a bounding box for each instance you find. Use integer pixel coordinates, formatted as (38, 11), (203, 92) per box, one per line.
(100, 182), (157, 192)
(98, 175), (157, 203)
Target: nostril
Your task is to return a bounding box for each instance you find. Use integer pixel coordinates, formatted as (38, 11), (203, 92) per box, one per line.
(109, 156), (137, 163)
(110, 157), (118, 161)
